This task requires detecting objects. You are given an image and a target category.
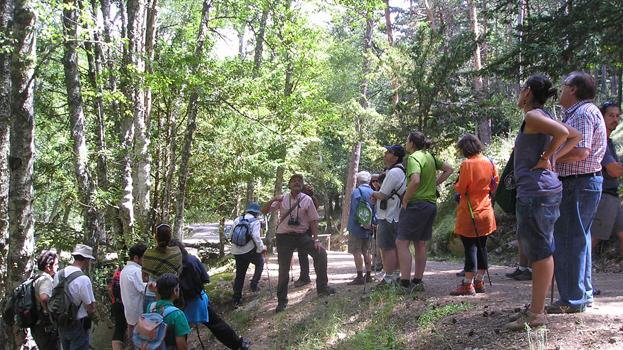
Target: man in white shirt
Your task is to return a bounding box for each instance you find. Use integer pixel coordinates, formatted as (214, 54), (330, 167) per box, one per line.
(120, 243), (150, 346)
(371, 145), (406, 286)
(231, 203), (267, 307)
(54, 244), (96, 350)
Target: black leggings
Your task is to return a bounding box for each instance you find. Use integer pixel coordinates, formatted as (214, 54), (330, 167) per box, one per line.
(460, 235), (488, 273)
(203, 304), (243, 349)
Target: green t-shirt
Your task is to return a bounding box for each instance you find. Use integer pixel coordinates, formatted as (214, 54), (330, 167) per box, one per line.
(406, 150), (443, 203)
(148, 300), (191, 337)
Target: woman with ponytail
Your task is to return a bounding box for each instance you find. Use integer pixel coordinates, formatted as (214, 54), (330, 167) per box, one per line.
(505, 75), (580, 330)
(396, 131), (453, 291)
(142, 224), (184, 309)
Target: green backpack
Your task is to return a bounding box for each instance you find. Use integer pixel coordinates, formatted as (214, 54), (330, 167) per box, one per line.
(48, 269), (85, 328)
(355, 188), (373, 230)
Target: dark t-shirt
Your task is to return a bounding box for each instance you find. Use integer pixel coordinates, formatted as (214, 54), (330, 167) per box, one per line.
(601, 138), (620, 195)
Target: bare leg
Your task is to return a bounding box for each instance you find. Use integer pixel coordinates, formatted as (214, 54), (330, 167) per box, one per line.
(396, 239), (412, 280)
(530, 255), (554, 314)
(413, 241), (427, 280)
(363, 251), (372, 272)
(353, 253), (364, 272)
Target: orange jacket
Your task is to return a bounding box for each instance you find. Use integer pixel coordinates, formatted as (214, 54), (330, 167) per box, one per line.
(454, 155), (499, 237)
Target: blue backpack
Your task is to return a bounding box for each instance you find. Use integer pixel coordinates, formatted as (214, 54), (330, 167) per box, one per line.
(231, 216), (256, 246)
(132, 304), (178, 350)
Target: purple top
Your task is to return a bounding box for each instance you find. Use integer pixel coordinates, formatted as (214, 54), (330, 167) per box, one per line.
(514, 110), (562, 197)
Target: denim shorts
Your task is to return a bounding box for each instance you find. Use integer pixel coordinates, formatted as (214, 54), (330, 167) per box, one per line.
(377, 219), (398, 249)
(516, 192), (562, 262)
(397, 201), (437, 241)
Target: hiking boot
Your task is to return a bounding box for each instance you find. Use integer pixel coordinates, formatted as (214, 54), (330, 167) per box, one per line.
(546, 302), (586, 314)
(365, 273), (373, 283)
(318, 285), (336, 297)
(293, 278), (311, 287)
(474, 279), (485, 293)
(239, 337), (251, 350)
(347, 276), (365, 285)
(275, 302), (287, 313)
(505, 267), (523, 278)
(456, 269), (466, 277)
(504, 310), (547, 331)
(450, 282), (476, 296)
(513, 269), (532, 281)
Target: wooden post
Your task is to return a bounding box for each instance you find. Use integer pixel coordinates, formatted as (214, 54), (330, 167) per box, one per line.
(218, 217), (225, 258)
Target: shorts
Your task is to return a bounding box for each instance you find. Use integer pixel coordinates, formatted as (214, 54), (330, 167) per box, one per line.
(516, 192), (562, 262)
(348, 234), (371, 255)
(397, 201), (437, 241)
(111, 302), (127, 341)
(591, 193), (623, 240)
(377, 219), (398, 250)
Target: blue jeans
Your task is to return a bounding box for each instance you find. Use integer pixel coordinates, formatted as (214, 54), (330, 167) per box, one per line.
(59, 318), (90, 350)
(554, 175), (602, 308)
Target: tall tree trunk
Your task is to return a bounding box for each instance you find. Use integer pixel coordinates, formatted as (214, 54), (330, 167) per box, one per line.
(252, 4), (269, 77)
(5, 2), (36, 347)
(383, 0), (399, 109)
(161, 97), (179, 223)
(127, 0), (150, 236)
(174, 0), (211, 239)
(340, 13), (372, 234)
(469, 0), (491, 144)
(423, 0), (436, 31)
(0, 0), (13, 301)
(266, 165), (284, 252)
(62, 0), (105, 250)
(143, 0), (158, 230)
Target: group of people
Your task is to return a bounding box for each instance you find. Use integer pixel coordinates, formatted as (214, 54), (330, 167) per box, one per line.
(20, 224), (252, 350)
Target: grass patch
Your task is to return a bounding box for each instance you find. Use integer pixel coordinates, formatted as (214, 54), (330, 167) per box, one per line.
(417, 302), (471, 328)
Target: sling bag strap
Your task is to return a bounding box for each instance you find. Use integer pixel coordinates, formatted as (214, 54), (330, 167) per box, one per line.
(277, 195), (303, 226)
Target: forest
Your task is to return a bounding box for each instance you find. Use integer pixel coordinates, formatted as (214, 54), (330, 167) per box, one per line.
(0, 0), (622, 348)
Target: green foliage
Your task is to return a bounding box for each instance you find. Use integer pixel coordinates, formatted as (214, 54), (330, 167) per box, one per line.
(417, 302), (471, 328)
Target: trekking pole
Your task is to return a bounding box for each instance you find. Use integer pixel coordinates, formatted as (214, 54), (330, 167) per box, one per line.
(265, 253), (274, 296)
(465, 193), (493, 286)
(196, 326), (206, 350)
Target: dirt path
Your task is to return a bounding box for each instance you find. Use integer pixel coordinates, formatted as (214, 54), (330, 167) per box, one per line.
(193, 250), (623, 350)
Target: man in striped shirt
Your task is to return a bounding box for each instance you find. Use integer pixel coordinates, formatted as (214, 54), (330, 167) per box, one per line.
(549, 72), (607, 314)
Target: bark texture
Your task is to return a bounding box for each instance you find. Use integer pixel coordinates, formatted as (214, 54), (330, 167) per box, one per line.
(469, 0), (491, 144)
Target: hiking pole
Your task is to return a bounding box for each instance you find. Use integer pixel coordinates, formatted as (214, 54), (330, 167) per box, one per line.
(465, 193), (493, 286)
(550, 274), (555, 304)
(196, 326), (206, 350)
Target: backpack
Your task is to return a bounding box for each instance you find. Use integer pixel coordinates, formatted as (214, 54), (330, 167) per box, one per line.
(1, 275), (42, 328)
(111, 268), (122, 304)
(48, 269), (85, 328)
(355, 187), (373, 230)
(132, 303), (178, 350)
(231, 216), (256, 246)
(495, 151), (517, 214)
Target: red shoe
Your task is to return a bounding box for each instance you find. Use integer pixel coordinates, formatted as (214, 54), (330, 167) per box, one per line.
(474, 279), (485, 293)
(450, 281), (476, 296)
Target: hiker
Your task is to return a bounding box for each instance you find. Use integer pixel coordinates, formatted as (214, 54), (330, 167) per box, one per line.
(31, 250), (60, 350)
(369, 173), (383, 272)
(53, 244), (97, 349)
(231, 202), (266, 307)
(262, 173), (336, 313)
(505, 74), (580, 330)
(591, 101), (623, 255)
(109, 265), (127, 350)
(550, 72), (606, 314)
(295, 183), (320, 287)
(346, 171), (375, 285)
(120, 243), (153, 345)
(142, 223), (183, 308)
(170, 240), (251, 350)
(371, 145), (406, 286)
(145, 273), (192, 350)
(450, 134), (498, 296)
(397, 132), (453, 291)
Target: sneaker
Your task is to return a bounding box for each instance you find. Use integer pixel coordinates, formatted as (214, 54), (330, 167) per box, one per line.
(456, 269), (466, 277)
(450, 282), (476, 296)
(347, 276), (365, 286)
(317, 285), (336, 297)
(474, 279), (485, 293)
(513, 269), (532, 281)
(239, 337), (251, 350)
(275, 302), (287, 313)
(293, 278), (311, 287)
(546, 302), (585, 314)
(505, 267), (523, 278)
(504, 310), (547, 331)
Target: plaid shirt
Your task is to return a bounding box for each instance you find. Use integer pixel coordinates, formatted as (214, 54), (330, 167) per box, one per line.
(556, 100), (607, 176)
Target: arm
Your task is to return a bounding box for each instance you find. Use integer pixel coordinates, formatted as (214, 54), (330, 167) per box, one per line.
(175, 336), (188, 350)
(39, 293), (50, 312)
(133, 269), (148, 295)
(605, 162), (623, 178)
(556, 147), (589, 164)
(85, 302), (96, 317)
(436, 162), (453, 185)
(251, 220), (266, 253)
(372, 191), (388, 200)
(523, 110), (578, 169)
(402, 173), (420, 208)
(261, 196), (283, 214)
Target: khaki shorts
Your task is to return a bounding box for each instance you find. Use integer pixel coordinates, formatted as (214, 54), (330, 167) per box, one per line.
(348, 234), (371, 255)
(592, 193), (623, 240)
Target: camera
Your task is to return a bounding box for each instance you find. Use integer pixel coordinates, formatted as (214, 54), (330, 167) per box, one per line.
(288, 218), (300, 226)
(379, 199), (388, 210)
